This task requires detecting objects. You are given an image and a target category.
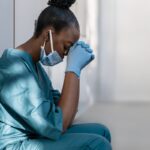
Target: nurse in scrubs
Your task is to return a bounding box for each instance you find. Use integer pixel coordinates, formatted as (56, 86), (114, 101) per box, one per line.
(0, 0), (112, 149)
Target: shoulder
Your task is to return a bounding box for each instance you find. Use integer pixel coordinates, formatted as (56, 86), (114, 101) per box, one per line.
(0, 49), (36, 91)
(0, 49), (32, 76)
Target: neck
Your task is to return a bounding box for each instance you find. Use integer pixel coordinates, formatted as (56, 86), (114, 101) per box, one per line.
(16, 36), (43, 63)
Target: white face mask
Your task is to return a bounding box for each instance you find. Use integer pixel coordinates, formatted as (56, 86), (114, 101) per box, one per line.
(40, 30), (63, 66)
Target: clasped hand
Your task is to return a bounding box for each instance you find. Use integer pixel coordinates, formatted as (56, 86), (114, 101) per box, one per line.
(66, 41), (95, 77)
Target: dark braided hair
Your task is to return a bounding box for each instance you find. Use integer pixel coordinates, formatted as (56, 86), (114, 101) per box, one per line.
(34, 0), (79, 37)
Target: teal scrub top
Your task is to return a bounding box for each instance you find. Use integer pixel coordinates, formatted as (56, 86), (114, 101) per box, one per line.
(0, 48), (63, 149)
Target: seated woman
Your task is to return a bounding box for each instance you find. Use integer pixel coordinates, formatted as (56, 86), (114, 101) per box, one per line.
(0, 0), (112, 149)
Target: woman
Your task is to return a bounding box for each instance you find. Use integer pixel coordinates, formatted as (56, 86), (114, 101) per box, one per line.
(0, 0), (112, 149)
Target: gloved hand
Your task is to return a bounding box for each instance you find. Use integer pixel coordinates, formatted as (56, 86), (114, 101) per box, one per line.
(66, 41), (95, 77)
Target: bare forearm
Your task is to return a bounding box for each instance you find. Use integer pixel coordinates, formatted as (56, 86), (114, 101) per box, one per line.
(58, 72), (79, 132)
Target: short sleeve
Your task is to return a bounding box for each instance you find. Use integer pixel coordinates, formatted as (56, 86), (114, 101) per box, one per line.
(0, 61), (63, 140)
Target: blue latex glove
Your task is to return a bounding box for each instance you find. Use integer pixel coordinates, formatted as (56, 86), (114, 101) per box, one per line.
(66, 41), (95, 77)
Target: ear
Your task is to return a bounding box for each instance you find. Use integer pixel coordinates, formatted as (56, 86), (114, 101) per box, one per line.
(44, 26), (56, 42)
(41, 30), (49, 43)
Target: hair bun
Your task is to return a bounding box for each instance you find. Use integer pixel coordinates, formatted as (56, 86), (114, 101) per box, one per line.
(48, 0), (76, 9)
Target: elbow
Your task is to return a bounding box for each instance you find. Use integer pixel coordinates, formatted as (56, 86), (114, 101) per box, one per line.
(62, 124), (68, 133)
(62, 120), (71, 133)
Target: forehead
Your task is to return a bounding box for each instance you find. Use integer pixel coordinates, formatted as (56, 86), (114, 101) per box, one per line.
(59, 26), (80, 43)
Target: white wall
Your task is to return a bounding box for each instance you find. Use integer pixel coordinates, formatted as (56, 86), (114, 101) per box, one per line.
(98, 0), (150, 102)
(15, 0), (48, 47)
(98, 0), (117, 101)
(0, 0), (14, 55)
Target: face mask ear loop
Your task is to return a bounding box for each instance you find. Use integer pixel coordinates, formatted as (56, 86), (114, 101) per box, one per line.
(49, 30), (54, 53)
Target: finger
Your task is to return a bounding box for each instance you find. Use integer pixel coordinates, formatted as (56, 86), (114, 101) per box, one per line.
(85, 48), (93, 53)
(85, 54), (95, 66)
(82, 44), (90, 49)
(76, 41), (91, 50)
(76, 41), (85, 46)
(91, 54), (95, 60)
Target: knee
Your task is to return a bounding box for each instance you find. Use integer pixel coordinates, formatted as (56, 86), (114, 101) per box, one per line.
(96, 137), (112, 150)
(85, 136), (112, 150)
(102, 125), (111, 143)
(93, 123), (111, 143)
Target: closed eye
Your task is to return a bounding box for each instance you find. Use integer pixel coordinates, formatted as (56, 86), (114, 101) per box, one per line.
(64, 42), (75, 55)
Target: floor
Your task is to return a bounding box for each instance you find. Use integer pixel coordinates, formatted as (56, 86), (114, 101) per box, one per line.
(74, 102), (150, 150)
